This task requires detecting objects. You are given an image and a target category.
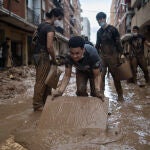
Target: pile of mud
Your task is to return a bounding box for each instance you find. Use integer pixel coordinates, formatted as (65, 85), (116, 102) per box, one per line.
(0, 66), (35, 101)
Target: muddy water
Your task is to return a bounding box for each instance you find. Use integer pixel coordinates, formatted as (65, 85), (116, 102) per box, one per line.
(0, 67), (150, 149)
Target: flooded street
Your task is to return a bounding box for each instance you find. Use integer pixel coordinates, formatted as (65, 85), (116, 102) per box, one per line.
(0, 66), (150, 150)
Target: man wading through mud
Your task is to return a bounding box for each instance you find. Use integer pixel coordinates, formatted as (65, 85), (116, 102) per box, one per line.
(95, 12), (124, 101)
(128, 26), (150, 84)
(32, 8), (64, 111)
(52, 36), (104, 101)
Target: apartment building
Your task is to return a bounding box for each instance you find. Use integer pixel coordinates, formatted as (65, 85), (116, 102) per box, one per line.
(131, 0), (150, 41)
(110, 0), (150, 64)
(81, 17), (90, 40)
(110, 0), (150, 38)
(110, 0), (134, 36)
(0, 0), (82, 67)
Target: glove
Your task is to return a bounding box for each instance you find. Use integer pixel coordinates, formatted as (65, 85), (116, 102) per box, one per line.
(51, 90), (63, 100)
(95, 90), (104, 102)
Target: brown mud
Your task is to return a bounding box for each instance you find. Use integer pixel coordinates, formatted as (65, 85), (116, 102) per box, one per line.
(0, 66), (150, 150)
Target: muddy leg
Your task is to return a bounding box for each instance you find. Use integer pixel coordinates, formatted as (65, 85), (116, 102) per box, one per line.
(76, 70), (88, 96)
(138, 56), (149, 83)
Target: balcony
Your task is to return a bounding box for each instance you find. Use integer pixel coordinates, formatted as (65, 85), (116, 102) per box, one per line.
(131, 1), (150, 27)
(27, 7), (40, 25)
(131, 0), (149, 8)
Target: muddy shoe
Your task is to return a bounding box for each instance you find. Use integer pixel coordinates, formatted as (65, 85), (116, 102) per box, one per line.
(118, 95), (124, 101)
(34, 106), (44, 112)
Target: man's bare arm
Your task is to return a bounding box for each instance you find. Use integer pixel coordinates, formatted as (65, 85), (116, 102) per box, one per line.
(58, 66), (72, 94)
(47, 32), (56, 62)
(93, 69), (102, 91)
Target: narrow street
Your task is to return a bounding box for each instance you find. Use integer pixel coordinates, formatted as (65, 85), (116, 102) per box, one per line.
(0, 66), (149, 150)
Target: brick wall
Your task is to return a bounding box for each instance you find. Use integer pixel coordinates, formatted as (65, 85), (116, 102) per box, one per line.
(3, 0), (25, 18)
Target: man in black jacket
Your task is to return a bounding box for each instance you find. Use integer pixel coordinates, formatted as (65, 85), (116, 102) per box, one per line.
(95, 12), (124, 101)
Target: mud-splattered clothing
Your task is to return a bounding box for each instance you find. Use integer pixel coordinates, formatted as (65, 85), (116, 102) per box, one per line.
(129, 34), (145, 56)
(33, 22), (55, 110)
(65, 44), (102, 96)
(95, 25), (123, 97)
(129, 34), (149, 83)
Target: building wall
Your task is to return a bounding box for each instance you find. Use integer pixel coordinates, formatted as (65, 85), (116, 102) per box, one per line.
(0, 0), (82, 67)
(110, 0), (116, 26)
(3, 0), (25, 18)
(131, 1), (150, 29)
(110, 0), (133, 36)
(81, 17), (90, 40)
(0, 21), (29, 66)
(131, 0), (150, 64)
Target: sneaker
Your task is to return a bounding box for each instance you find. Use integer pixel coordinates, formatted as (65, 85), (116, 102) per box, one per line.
(34, 106), (44, 112)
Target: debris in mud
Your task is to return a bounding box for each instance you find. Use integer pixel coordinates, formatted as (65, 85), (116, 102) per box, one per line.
(0, 135), (27, 150)
(0, 66), (35, 101)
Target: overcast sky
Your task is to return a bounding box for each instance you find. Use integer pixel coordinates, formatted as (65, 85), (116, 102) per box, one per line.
(80, 0), (112, 44)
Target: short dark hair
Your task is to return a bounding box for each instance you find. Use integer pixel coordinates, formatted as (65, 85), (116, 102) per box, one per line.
(46, 8), (64, 19)
(68, 36), (85, 48)
(96, 12), (107, 20)
(133, 26), (139, 31)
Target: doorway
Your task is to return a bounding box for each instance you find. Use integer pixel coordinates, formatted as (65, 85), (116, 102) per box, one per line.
(11, 41), (23, 66)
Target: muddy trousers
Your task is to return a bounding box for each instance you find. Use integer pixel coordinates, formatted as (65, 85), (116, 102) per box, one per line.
(33, 53), (51, 110)
(101, 56), (123, 96)
(130, 55), (149, 83)
(76, 70), (96, 96)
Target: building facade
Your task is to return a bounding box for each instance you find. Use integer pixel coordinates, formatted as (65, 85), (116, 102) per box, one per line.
(110, 0), (150, 64)
(110, 0), (134, 36)
(81, 17), (91, 40)
(0, 0), (82, 67)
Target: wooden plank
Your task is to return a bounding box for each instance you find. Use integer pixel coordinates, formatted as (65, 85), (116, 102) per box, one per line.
(38, 96), (109, 132)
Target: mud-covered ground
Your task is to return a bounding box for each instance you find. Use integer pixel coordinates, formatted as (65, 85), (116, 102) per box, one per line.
(0, 66), (150, 150)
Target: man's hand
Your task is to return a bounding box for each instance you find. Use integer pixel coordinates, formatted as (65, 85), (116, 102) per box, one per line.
(51, 90), (63, 100)
(95, 90), (104, 102)
(120, 54), (125, 59)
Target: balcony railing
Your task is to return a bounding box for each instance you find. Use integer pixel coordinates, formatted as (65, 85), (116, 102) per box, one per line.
(27, 7), (40, 25)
